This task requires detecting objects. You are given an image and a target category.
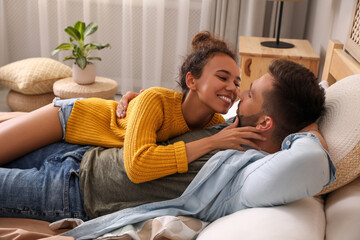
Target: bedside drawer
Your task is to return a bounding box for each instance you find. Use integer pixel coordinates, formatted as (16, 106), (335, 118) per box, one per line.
(239, 36), (319, 92)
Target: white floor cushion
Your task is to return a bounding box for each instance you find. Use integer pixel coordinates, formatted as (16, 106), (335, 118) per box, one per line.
(197, 197), (325, 240)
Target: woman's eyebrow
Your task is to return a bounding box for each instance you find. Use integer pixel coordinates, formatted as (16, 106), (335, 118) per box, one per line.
(216, 69), (230, 75)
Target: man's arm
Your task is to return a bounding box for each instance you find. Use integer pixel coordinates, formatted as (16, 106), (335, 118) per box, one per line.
(298, 122), (328, 151)
(237, 133), (335, 209)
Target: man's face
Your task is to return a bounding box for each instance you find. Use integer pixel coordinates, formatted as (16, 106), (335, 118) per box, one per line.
(236, 73), (274, 127)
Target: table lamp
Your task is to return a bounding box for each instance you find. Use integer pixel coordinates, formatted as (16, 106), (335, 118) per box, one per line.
(261, 0), (303, 49)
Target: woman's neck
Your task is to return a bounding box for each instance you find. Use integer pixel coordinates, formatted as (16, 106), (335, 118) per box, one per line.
(181, 92), (214, 130)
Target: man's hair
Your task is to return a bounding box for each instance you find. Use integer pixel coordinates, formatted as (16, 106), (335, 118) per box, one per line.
(262, 59), (326, 143)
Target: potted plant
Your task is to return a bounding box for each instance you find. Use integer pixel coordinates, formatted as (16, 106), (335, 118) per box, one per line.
(51, 21), (110, 85)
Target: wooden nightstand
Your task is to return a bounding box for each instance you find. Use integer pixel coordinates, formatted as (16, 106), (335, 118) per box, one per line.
(53, 76), (118, 99)
(238, 36), (320, 91)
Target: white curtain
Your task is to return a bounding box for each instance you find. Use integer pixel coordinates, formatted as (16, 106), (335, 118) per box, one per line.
(201, 0), (308, 54)
(0, 0), (203, 93)
(0, 0), (308, 94)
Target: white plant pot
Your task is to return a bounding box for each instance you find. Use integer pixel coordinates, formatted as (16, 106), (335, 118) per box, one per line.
(72, 63), (96, 85)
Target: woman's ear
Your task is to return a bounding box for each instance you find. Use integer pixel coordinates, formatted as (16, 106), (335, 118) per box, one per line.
(186, 72), (197, 90)
(256, 115), (273, 131)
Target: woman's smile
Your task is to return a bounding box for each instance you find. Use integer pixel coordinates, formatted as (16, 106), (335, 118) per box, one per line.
(217, 95), (232, 105)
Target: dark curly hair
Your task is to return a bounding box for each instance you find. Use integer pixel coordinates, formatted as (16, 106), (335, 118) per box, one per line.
(262, 59), (326, 143)
(177, 31), (238, 96)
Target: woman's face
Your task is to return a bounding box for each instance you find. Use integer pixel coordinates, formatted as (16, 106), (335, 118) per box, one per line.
(193, 54), (240, 114)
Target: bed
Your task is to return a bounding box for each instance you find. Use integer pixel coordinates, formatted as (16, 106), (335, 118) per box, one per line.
(197, 39), (360, 240)
(1, 39), (360, 240)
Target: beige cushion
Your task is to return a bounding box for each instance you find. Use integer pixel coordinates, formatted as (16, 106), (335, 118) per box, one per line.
(7, 90), (55, 112)
(0, 58), (72, 94)
(325, 176), (360, 240)
(197, 197), (325, 240)
(318, 74), (360, 194)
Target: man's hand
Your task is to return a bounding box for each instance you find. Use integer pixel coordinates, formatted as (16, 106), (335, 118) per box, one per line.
(299, 123), (328, 151)
(116, 90), (144, 118)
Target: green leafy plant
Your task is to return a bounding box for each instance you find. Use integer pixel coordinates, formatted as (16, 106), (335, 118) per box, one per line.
(51, 21), (110, 69)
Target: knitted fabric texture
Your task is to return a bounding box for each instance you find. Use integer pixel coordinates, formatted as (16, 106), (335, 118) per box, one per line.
(65, 87), (225, 183)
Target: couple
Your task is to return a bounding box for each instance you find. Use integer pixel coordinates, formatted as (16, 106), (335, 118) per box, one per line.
(0, 32), (335, 235)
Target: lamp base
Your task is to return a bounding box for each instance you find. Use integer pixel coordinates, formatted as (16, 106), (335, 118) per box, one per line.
(261, 41), (294, 49)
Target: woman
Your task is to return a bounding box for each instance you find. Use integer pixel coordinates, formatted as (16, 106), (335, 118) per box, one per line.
(0, 31), (264, 183)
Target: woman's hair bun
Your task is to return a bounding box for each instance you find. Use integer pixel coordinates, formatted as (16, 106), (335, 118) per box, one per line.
(177, 31), (237, 96)
(191, 31), (227, 51)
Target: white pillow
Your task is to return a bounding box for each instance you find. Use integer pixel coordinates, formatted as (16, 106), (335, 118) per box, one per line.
(325, 176), (360, 240)
(318, 74), (360, 194)
(197, 197), (325, 240)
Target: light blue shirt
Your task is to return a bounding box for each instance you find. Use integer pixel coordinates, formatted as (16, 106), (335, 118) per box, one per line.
(64, 133), (336, 239)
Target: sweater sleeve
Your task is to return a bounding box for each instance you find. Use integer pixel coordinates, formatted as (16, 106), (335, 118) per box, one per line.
(123, 90), (188, 183)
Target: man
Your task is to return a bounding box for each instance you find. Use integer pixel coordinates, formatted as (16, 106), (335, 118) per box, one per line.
(0, 60), (335, 237)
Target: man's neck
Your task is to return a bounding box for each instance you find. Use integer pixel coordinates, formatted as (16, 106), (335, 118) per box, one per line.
(255, 131), (281, 154)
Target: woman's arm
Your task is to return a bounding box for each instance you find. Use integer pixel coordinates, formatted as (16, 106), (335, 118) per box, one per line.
(185, 117), (265, 163)
(123, 90), (266, 183)
(123, 89), (190, 183)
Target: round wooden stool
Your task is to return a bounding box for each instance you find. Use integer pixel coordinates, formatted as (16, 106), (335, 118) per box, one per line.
(53, 77), (118, 99)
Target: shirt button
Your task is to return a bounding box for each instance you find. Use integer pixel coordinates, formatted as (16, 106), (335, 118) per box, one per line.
(307, 133), (312, 137)
(286, 140), (291, 146)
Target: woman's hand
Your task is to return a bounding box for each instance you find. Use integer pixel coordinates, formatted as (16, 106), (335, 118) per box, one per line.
(185, 118), (266, 163)
(208, 117), (266, 151)
(116, 90), (144, 118)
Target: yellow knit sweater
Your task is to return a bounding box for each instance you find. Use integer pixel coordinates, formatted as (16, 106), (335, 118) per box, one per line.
(65, 87), (225, 183)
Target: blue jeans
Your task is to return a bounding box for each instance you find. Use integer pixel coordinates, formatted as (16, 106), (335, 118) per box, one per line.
(0, 98), (91, 222)
(0, 142), (91, 222)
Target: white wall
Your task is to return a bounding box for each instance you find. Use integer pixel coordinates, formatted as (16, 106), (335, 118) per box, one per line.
(305, 0), (356, 80)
